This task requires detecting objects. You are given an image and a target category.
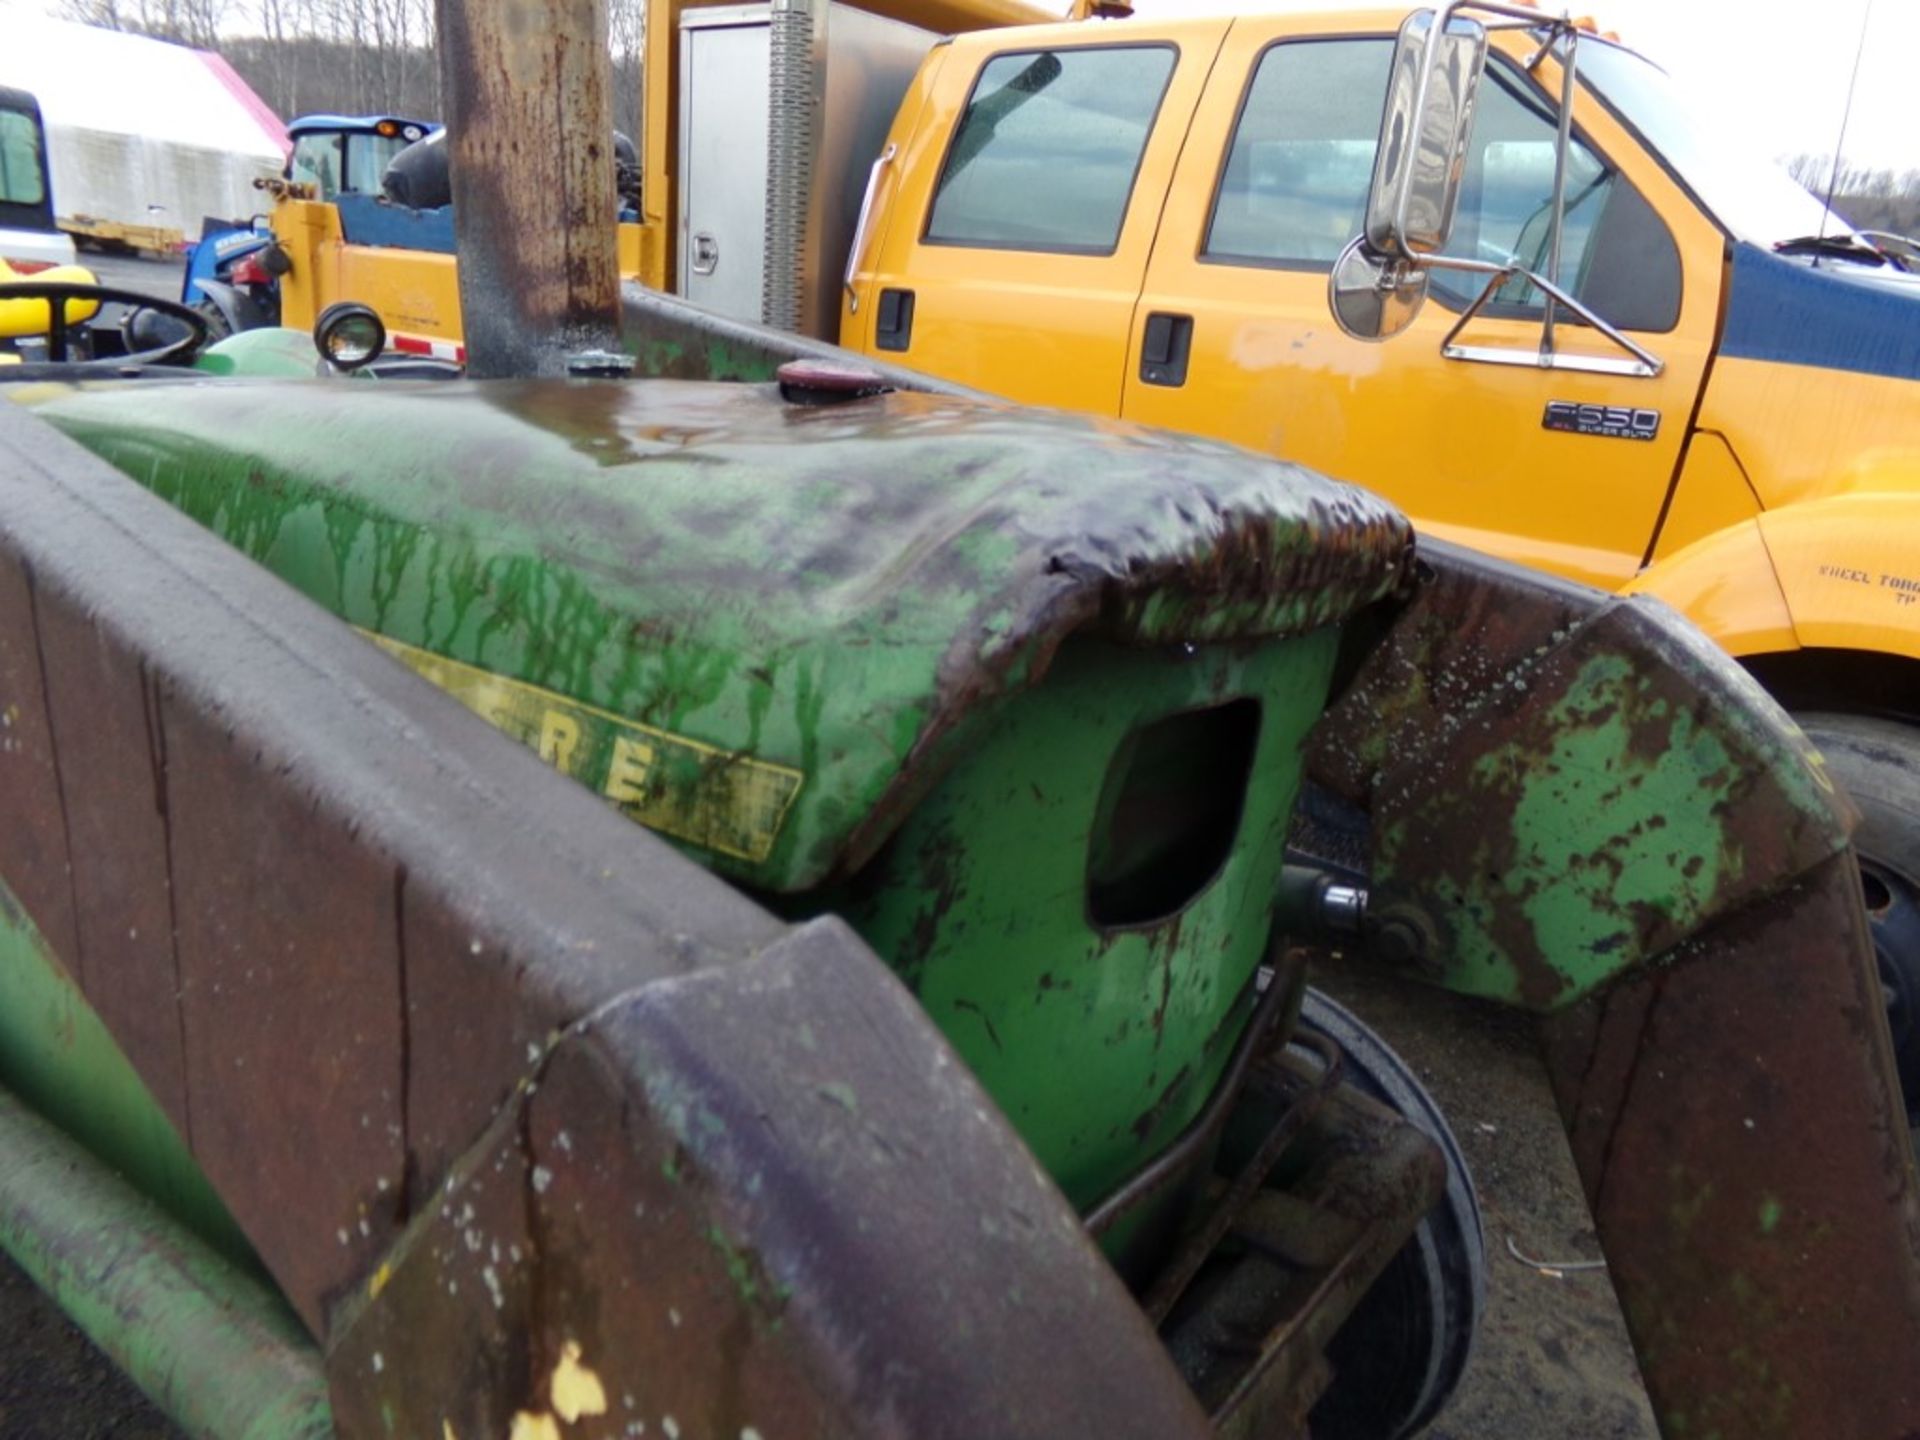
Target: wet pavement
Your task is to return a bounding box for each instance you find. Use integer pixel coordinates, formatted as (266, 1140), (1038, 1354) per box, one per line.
(73, 249), (186, 303)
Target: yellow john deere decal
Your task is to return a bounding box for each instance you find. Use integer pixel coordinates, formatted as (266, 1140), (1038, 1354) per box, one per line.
(362, 632), (804, 863)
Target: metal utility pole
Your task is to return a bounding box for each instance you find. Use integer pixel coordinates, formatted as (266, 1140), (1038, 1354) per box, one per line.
(436, 0), (624, 377)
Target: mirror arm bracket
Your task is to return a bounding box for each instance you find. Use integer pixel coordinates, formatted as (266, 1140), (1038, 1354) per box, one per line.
(1421, 254), (1665, 378)
(1541, 24), (1580, 353)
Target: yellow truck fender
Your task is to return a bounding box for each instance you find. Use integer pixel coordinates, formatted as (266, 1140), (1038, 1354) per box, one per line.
(1627, 491), (1920, 664)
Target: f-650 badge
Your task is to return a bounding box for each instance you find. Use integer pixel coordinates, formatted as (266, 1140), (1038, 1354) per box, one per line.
(1543, 401), (1660, 441)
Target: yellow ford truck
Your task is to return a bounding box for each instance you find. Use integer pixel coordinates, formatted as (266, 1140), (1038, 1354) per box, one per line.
(847, 4), (1918, 648)
(263, 1), (1920, 1117)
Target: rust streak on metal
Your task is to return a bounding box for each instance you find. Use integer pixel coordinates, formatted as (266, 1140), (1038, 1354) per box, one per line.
(1541, 854), (1920, 1439)
(1086, 950), (1302, 1240)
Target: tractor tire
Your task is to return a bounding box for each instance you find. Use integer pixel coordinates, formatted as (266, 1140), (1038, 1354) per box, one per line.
(1297, 988), (1485, 1440)
(1797, 713), (1920, 1142)
(193, 299), (234, 342)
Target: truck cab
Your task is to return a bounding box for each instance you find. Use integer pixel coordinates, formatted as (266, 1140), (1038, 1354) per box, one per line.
(842, 2), (1920, 1119)
(283, 114), (431, 203)
(0, 86), (76, 273)
(845, 7), (1907, 601)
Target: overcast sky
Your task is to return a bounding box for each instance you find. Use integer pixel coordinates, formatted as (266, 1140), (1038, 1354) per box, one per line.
(1126, 0), (1916, 173)
(1574, 0), (1909, 172)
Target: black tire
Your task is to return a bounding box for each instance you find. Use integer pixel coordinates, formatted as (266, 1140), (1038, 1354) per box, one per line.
(192, 298), (234, 342)
(1797, 713), (1920, 1136)
(1296, 988), (1485, 1440)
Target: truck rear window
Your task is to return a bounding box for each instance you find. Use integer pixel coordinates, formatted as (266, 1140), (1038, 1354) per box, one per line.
(925, 45), (1175, 255)
(0, 108), (47, 208)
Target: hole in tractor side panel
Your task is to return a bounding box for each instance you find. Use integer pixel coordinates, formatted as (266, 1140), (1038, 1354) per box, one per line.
(1086, 698), (1261, 930)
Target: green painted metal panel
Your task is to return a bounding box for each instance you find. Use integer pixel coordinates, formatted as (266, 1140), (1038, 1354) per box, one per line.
(0, 1085), (330, 1440)
(1372, 642), (1846, 1007)
(819, 635), (1338, 1213)
(193, 328), (322, 378)
(20, 375), (1405, 1241)
(0, 877), (257, 1266)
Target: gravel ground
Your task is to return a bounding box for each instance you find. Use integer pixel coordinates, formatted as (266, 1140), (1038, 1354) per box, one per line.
(0, 1258), (182, 1440)
(1314, 965), (1657, 1440)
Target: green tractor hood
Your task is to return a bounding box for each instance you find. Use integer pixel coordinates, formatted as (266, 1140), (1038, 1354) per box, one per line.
(28, 377), (1412, 890)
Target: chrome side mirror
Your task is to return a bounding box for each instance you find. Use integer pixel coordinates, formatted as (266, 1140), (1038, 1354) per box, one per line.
(1327, 7), (1489, 340)
(1328, 237), (1429, 341)
(1366, 10), (1489, 260)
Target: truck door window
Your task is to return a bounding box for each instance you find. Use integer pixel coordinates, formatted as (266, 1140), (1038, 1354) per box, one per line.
(1204, 40), (1681, 332)
(926, 45), (1176, 255)
(1204, 38), (1392, 267)
(0, 109), (46, 207)
(1440, 62), (1681, 332)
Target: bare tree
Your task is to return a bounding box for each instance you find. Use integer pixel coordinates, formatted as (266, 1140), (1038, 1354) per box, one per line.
(1785, 151), (1920, 238)
(65, 0), (640, 142)
(59, 0), (230, 46)
(609, 0), (642, 141)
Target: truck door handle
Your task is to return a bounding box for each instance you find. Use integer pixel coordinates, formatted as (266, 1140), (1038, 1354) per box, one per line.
(1140, 312), (1193, 387)
(691, 233), (719, 275)
(876, 287), (914, 352)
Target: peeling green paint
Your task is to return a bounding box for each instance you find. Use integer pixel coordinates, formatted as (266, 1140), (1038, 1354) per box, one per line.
(702, 1224), (789, 1317)
(821, 636), (1337, 1218)
(1759, 1196), (1784, 1234)
(816, 1081), (858, 1113)
(1372, 640), (1839, 1010)
(0, 1090), (331, 1440)
(26, 373), (1405, 1280)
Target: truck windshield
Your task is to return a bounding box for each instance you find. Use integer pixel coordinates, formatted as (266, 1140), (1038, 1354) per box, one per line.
(1575, 41), (1851, 249)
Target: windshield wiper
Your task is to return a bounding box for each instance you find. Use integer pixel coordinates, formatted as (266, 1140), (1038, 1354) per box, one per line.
(1773, 234), (1887, 265)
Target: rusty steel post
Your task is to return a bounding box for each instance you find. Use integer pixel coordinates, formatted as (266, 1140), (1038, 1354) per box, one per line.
(436, 0), (623, 377)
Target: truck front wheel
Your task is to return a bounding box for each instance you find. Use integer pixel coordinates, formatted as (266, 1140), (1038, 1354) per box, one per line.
(1798, 712), (1920, 1142)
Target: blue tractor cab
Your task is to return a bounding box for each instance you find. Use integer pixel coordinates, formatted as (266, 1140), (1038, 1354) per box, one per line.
(285, 114), (433, 203)
(182, 114), (435, 334)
